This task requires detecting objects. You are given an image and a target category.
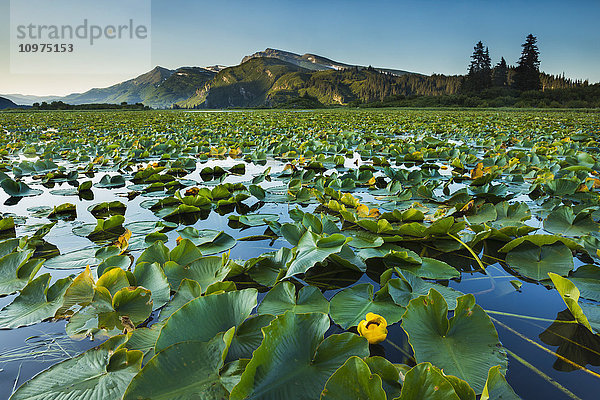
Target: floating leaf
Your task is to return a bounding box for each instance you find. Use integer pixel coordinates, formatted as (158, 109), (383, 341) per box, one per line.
(156, 288), (257, 352)
(401, 289), (507, 393)
(11, 344), (142, 400)
(257, 281), (330, 316)
(544, 206), (600, 237)
(0, 274), (71, 328)
(230, 312), (369, 400)
(329, 283), (405, 329)
(0, 249), (42, 295)
(123, 331), (233, 400)
(548, 273), (600, 334)
(320, 356), (386, 400)
(1, 178), (43, 197)
(480, 365), (520, 400)
(506, 242), (573, 281)
(285, 230), (351, 278)
(177, 227), (236, 255)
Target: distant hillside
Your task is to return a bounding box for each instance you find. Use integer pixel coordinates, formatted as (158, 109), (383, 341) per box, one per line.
(177, 58), (308, 108)
(0, 94), (61, 105)
(58, 66), (216, 108)
(242, 48), (417, 76)
(0, 96), (20, 110)
(177, 57), (462, 108)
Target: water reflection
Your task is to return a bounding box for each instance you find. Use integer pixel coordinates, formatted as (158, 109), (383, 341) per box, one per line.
(539, 309), (600, 372)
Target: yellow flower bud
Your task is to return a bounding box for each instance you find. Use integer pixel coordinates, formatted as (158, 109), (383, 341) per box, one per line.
(357, 312), (387, 344)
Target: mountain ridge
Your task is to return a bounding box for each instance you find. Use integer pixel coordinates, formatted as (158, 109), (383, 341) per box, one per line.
(241, 48), (418, 77)
(0, 96), (20, 110)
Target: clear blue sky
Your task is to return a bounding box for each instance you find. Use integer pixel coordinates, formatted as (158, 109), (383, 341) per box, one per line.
(1, 0), (598, 96)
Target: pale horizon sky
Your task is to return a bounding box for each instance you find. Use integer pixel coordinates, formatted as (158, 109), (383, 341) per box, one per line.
(1, 0), (599, 97)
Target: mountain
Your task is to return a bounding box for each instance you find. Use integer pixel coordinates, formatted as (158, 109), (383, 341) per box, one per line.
(0, 94), (61, 105)
(177, 58), (308, 108)
(0, 96), (21, 110)
(56, 66), (216, 108)
(177, 57), (461, 108)
(242, 48), (417, 76)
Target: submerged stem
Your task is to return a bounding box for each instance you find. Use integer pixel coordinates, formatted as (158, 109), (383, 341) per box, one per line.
(504, 348), (582, 400)
(492, 316), (600, 380)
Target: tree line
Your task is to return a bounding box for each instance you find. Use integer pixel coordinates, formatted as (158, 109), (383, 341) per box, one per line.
(460, 34), (589, 93)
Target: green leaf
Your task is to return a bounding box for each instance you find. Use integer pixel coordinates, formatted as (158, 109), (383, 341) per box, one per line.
(95, 174), (126, 188)
(363, 356), (403, 399)
(548, 273), (600, 334)
(230, 312), (369, 400)
(320, 356), (386, 400)
(285, 230), (351, 278)
(0, 274), (71, 328)
(227, 314), (276, 361)
(481, 365), (520, 400)
(66, 285), (152, 338)
(505, 242), (573, 281)
(73, 215), (126, 242)
(158, 278), (202, 322)
(229, 213), (280, 227)
(329, 283), (405, 329)
(11, 346), (142, 400)
(396, 362), (461, 400)
(385, 270), (463, 310)
(55, 266), (95, 317)
(569, 264), (600, 302)
(543, 206), (600, 237)
(247, 247), (293, 287)
(123, 332), (233, 400)
(156, 288), (257, 352)
(0, 249), (42, 295)
(164, 255), (231, 292)
(43, 247), (101, 270)
(88, 201), (126, 218)
(0, 217), (16, 235)
(405, 258), (460, 280)
(1, 178), (43, 197)
(401, 289), (507, 394)
(133, 262), (170, 310)
(177, 227), (236, 255)
(499, 234), (582, 253)
(257, 281), (329, 316)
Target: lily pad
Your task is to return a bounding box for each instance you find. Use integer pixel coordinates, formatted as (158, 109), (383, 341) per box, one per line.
(1, 178), (43, 197)
(123, 331), (233, 400)
(505, 242), (574, 281)
(156, 288), (258, 352)
(285, 230), (351, 278)
(230, 312), (369, 400)
(11, 344), (142, 400)
(320, 356), (386, 400)
(177, 227), (236, 255)
(401, 289), (507, 394)
(257, 281), (330, 316)
(548, 273), (600, 334)
(0, 274), (71, 328)
(0, 249), (43, 295)
(329, 283), (405, 329)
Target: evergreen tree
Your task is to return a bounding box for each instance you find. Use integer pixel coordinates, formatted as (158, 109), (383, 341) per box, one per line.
(514, 34), (541, 91)
(492, 57), (508, 87)
(461, 41), (492, 92)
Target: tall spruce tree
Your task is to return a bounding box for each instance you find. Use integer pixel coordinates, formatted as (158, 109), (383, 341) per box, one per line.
(514, 34), (541, 91)
(492, 57), (508, 87)
(461, 41), (492, 92)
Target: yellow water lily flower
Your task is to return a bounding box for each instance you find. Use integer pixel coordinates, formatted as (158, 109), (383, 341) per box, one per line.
(357, 312), (387, 344)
